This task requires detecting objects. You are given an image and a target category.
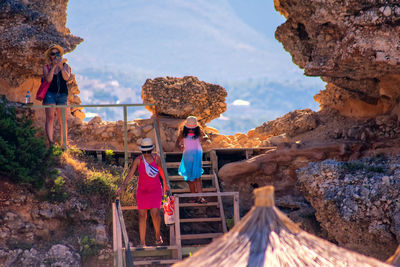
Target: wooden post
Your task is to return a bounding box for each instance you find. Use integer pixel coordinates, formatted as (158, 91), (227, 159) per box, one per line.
(116, 200), (134, 267)
(61, 107), (67, 151)
(113, 202), (123, 267)
(123, 105), (129, 169)
(153, 118), (171, 189)
(174, 196), (182, 260)
(213, 171), (227, 233)
(209, 150), (218, 173)
(96, 151), (102, 162)
(170, 225), (178, 259)
(233, 192), (240, 225)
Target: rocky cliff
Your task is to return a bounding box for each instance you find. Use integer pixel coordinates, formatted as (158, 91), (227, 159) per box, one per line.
(0, 0), (84, 118)
(275, 0), (400, 118)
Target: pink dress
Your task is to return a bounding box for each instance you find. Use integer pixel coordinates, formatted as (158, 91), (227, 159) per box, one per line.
(136, 155), (163, 210)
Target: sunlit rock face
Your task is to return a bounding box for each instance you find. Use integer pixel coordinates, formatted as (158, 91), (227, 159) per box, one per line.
(142, 76), (227, 124)
(0, 0), (83, 118)
(275, 0), (400, 118)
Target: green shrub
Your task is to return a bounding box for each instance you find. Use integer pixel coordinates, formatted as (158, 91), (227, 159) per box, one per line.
(226, 217), (235, 230)
(0, 97), (56, 188)
(47, 176), (68, 202)
(105, 149), (115, 164)
(78, 235), (103, 261)
(77, 170), (120, 203)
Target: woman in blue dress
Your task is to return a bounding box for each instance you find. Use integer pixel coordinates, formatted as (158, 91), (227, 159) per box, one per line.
(175, 116), (209, 203)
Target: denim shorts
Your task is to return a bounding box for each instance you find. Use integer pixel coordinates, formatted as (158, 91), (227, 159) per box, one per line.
(43, 92), (68, 105)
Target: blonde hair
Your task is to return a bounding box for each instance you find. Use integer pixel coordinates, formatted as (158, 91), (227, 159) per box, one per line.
(44, 44), (64, 63)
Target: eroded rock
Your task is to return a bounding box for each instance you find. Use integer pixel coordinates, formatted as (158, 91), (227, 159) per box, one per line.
(142, 76), (227, 124)
(297, 156), (400, 260)
(275, 0), (400, 118)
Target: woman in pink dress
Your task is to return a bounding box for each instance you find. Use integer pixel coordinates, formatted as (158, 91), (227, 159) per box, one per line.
(117, 138), (169, 247)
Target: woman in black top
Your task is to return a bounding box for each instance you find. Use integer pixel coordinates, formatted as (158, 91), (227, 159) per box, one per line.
(43, 44), (71, 147)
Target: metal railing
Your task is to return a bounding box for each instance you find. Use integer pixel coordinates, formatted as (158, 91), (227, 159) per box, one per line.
(25, 103), (156, 169)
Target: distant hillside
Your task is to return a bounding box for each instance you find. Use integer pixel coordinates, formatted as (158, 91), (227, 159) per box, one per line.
(76, 69), (324, 134)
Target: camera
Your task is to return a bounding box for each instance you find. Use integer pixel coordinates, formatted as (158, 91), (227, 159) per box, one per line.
(56, 54), (61, 62)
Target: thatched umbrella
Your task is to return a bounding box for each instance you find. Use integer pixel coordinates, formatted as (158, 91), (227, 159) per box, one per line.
(173, 186), (390, 267)
(387, 245), (400, 266)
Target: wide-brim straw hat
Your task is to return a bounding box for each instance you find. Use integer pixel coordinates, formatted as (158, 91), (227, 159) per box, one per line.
(184, 116), (198, 129)
(45, 44), (64, 59)
(139, 138), (154, 151)
(173, 186), (389, 267)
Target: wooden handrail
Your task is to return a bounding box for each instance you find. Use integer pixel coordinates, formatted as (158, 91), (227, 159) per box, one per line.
(25, 103), (155, 167)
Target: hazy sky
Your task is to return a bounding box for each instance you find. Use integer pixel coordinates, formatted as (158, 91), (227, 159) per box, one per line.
(66, 0), (324, 133)
(66, 0), (316, 82)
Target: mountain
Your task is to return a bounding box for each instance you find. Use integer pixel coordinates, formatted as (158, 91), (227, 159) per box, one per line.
(66, 0), (325, 134)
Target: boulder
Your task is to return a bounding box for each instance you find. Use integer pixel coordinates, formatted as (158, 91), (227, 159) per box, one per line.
(142, 76), (227, 124)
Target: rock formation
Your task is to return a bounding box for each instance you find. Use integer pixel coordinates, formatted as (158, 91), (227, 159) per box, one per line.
(254, 109), (319, 138)
(297, 157), (400, 260)
(0, 244), (81, 267)
(142, 76), (227, 124)
(275, 0), (400, 118)
(0, 0), (84, 119)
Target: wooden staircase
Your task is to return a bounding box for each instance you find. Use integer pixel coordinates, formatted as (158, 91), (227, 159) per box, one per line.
(164, 151), (230, 260)
(114, 150), (240, 266)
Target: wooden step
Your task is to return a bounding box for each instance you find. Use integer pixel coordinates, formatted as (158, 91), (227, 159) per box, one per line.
(179, 202), (218, 207)
(180, 233), (223, 240)
(180, 217), (222, 223)
(171, 187), (216, 194)
(133, 259), (180, 265)
(166, 161), (211, 168)
(130, 245), (178, 251)
(169, 174), (213, 181)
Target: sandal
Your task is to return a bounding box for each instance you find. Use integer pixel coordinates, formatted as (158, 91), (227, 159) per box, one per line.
(155, 236), (163, 246)
(197, 197), (207, 204)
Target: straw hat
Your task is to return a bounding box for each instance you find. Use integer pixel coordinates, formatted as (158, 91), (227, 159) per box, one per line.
(139, 138), (154, 151)
(45, 44), (64, 59)
(184, 116), (198, 129)
(173, 186), (389, 267)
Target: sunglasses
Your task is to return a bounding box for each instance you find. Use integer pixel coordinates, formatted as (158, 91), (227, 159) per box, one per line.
(50, 52), (60, 56)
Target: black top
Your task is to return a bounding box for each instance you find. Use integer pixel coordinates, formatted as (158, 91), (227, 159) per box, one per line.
(47, 67), (68, 95)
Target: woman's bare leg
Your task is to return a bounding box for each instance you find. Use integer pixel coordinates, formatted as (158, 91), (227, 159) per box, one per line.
(45, 106), (55, 144)
(188, 180), (196, 193)
(56, 107), (68, 146)
(194, 178), (203, 193)
(138, 209), (147, 246)
(149, 208), (161, 241)
(187, 180), (197, 202)
(195, 178), (206, 203)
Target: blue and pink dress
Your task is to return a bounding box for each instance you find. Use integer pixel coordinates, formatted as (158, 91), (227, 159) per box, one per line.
(178, 133), (204, 181)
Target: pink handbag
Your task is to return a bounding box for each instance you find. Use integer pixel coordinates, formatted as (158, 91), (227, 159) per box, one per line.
(36, 65), (51, 101)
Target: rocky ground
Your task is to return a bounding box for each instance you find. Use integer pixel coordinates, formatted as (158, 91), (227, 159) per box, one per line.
(298, 156), (400, 260)
(0, 150), (117, 266)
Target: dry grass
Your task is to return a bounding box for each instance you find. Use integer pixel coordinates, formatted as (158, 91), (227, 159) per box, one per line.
(60, 149), (136, 206)
(174, 187), (390, 267)
(60, 148), (90, 176)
